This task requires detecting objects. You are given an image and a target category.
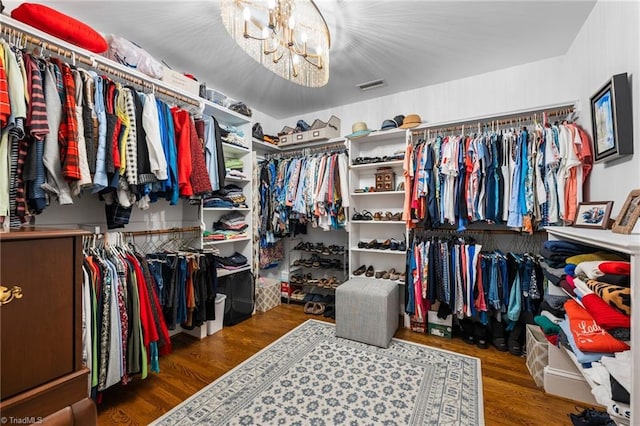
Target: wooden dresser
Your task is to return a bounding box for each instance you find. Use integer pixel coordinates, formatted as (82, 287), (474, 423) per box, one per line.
(0, 228), (90, 421)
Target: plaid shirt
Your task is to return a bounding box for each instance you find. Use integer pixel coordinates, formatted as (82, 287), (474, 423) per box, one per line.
(50, 58), (81, 181)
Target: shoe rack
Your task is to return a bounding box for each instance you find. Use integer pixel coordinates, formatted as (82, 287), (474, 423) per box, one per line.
(347, 127), (409, 287)
(284, 227), (349, 304)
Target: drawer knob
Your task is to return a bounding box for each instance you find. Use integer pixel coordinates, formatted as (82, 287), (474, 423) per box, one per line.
(0, 285), (23, 305)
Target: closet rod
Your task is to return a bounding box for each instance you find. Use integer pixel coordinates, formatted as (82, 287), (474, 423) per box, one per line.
(268, 143), (347, 159)
(124, 226), (202, 237)
(0, 15), (202, 109)
(411, 102), (576, 136)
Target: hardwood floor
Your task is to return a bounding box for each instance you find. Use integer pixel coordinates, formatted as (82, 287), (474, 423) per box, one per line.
(97, 304), (580, 425)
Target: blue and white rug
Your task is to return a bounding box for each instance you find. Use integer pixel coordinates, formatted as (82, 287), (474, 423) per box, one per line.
(152, 320), (484, 425)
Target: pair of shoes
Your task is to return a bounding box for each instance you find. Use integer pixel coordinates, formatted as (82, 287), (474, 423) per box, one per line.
(475, 323), (489, 349)
(490, 318), (508, 352)
(353, 265), (366, 276)
(304, 301), (326, 315)
(365, 266), (375, 277)
(568, 406), (614, 426)
(508, 322), (524, 356)
(459, 318), (475, 345)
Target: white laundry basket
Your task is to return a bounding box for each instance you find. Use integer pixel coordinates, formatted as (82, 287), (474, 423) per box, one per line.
(206, 293), (227, 335)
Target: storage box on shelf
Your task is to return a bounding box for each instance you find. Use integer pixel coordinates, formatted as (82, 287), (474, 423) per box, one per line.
(279, 115), (341, 147)
(347, 128), (408, 289)
(544, 226), (638, 425)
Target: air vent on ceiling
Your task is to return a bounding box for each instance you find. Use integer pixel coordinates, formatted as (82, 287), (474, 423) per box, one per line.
(356, 79), (385, 91)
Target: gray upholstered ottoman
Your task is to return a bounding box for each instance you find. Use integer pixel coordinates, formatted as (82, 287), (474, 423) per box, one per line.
(335, 278), (399, 348)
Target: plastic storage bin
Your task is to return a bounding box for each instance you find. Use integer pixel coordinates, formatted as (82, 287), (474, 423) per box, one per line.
(206, 293), (227, 335)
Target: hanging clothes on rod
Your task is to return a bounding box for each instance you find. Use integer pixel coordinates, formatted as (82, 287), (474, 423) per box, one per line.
(258, 147), (349, 246)
(0, 29), (217, 231)
(405, 108), (593, 233)
(406, 231), (543, 329)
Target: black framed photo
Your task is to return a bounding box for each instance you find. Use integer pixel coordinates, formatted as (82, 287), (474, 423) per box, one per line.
(574, 201), (613, 229)
(590, 73), (633, 163)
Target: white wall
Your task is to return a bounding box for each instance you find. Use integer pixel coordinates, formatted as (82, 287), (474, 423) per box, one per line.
(274, 0), (639, 217)
(564, 0), (640, 214)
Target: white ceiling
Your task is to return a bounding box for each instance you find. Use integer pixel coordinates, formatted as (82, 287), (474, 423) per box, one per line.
(4, 1), (596, 119)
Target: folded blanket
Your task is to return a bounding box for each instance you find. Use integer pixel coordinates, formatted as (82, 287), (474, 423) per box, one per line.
(597, 273), (631, 287)
(534, 316), (561, 335)
(564, 300), (630, 353)
(585, 280), (631, 315)
(565, 251), (626, 266)
(543, 240), (596, 255)
(558, 319), (612, 365)
(598, 261), (630, 276)
(574, 261), (605, 280)
(540, 261), (566, 285)
(581, 293), (630, 330)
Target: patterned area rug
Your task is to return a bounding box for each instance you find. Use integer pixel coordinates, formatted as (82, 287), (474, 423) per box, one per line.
(151, 320), (484, 425)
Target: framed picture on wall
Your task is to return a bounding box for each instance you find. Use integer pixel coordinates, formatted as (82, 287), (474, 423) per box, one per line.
(590, 73), (634, 163)
(612, 189), (640, 234)
(574, 201), (613, 229)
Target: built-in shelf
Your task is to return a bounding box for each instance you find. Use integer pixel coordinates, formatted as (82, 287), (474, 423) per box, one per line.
(202, 99), (251, 126)
(350, 127), (407, 144)
(217, 265), (252, 277)
(203, 237), (251, 245)
(350, 191), (404, 196)
(545, 226), (640, 255)
(203, 207), (250, 212)
(350, 247), (406, 255)
(279, 137), (346, 151)
(222, 141), (250, 155)
(350, 160), (404, 170)
(349, 275), (405, 285)
(350, 220), (405, 225)
(253, 138), (281, 152)
(224, 175), (250, 183)
(563, 347), (630, 425)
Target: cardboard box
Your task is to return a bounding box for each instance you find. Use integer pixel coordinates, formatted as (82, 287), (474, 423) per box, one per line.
(256, 278), (281, 312)
(525, 324), (549, 387)
(427, 311), (452, 338)
(161, 67), (201, 95)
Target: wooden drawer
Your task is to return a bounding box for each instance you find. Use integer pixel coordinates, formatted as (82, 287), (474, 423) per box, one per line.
(1, 235), (78, 399)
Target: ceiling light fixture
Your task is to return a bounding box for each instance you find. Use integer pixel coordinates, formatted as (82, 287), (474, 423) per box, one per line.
(220, 0), (330, 88)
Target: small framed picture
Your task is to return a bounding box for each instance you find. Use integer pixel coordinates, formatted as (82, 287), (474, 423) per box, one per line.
(573, 201), (613, 229)
(612, 189), (640, 234)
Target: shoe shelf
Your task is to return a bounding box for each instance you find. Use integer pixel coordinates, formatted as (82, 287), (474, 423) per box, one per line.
(348, 128), (409, 313)
(202, 99), (251, 126)
(350, 247), (406, 255)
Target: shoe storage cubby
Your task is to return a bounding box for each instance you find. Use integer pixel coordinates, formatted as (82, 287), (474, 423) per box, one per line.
(284, 227), (349, 305)
(347, 128), (409, 287)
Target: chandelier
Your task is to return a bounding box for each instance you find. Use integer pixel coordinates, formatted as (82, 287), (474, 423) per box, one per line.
(220, 0), (330, 87)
